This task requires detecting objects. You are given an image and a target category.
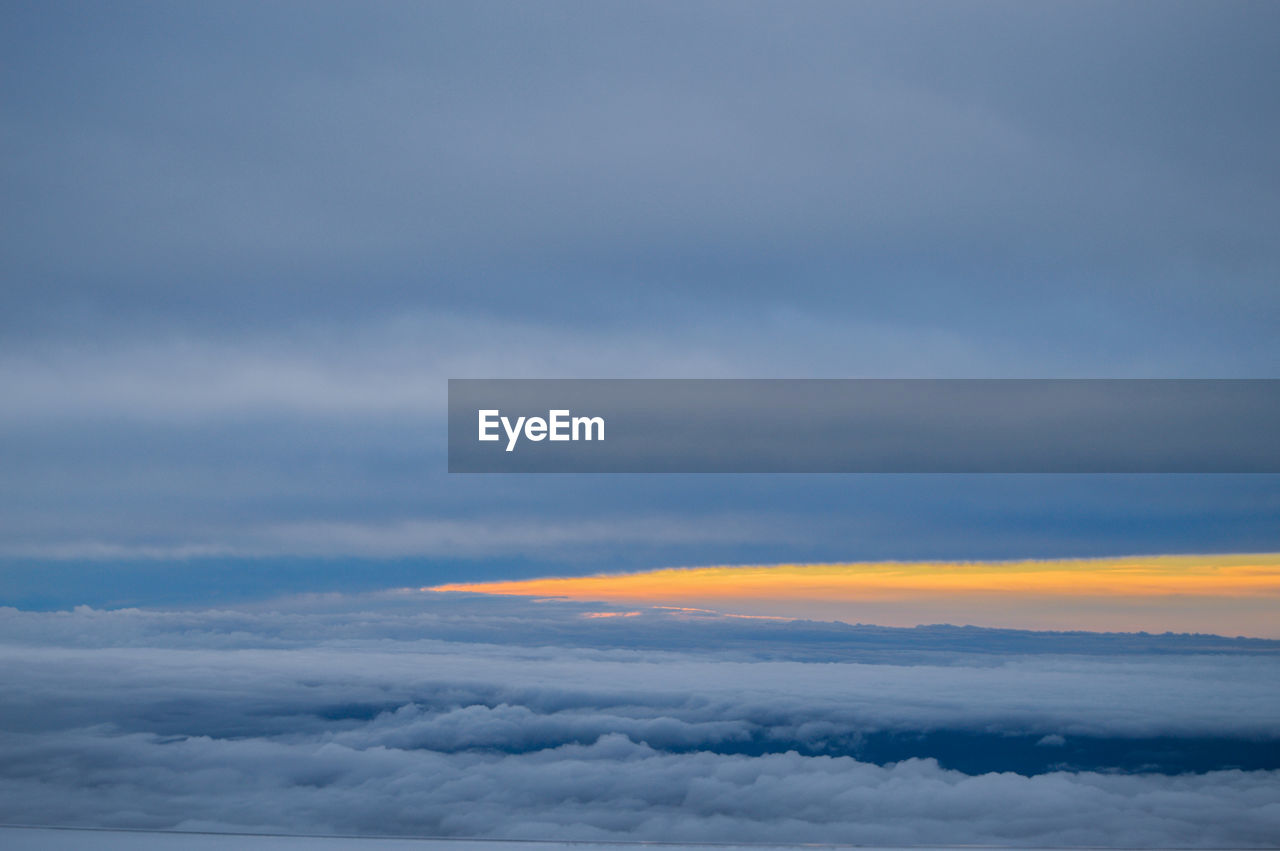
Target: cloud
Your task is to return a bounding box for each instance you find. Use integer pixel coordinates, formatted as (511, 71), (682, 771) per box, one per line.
(3, 597), (1280, 739)
(1, 3), (1278, 592)
(0, 311), (1145, 429)
(2, 4), (1279, 838)
(1, 713), (1277, 845)
(0, 515), (790, 561)
(5, 634), (1276, 742)
(1, 597), (1278, 843)
(4, 3), (1277, 346)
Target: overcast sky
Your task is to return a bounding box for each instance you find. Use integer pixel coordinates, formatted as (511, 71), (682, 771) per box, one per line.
(2, 1), (1278, 605)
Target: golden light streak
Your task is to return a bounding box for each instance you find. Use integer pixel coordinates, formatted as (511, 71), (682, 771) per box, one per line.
(431, 554), (1280, 600)
(428, 554), (1280, 637)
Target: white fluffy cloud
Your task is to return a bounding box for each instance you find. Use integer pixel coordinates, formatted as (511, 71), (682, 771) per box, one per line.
(1, 597), (1279, 844)
(3, 728), (1278, 846)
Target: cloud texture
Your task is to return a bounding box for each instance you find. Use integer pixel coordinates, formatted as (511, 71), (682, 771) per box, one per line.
(1, 2), (1279, 574)
(1, 595), (1278, 845)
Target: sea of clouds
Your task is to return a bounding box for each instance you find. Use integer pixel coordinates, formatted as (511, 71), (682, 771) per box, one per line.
(1, 592), (1278, 846)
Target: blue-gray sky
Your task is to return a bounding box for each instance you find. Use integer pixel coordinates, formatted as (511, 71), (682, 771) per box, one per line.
(2, 1), (1279, 606)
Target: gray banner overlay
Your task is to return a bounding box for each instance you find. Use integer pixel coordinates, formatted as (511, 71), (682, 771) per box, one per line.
(448, 379), (1280, 473)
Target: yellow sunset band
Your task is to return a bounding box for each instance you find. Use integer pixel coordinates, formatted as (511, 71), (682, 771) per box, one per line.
(429, 553), (1280, 602)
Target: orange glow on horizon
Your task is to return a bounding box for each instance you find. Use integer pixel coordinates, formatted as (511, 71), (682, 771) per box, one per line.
(431, 554), (1280, 600)
(427, 554), (1280, 637)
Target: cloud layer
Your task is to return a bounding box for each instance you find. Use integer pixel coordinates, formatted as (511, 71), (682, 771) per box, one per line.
(1, 596), (1278, 845)
(1, 3), (1279, 572)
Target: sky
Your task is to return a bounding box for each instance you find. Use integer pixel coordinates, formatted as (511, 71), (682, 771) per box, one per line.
(3, 3), (1280, 846)
(2, 1), (1280, 609)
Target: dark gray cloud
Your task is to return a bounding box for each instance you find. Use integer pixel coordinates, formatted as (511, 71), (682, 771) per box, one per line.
(1, 597), (1279, 844)
(2, 1), (1279, 570)
(0, 828), (529, 850)
(3, 3), (1277, 342)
